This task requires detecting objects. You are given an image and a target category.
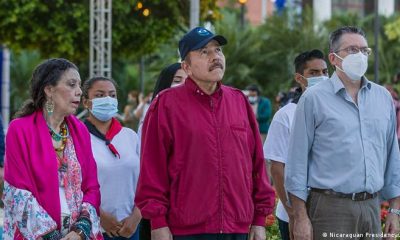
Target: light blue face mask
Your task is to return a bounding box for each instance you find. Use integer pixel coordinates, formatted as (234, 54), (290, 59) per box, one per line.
(90, 96), (118, 122)
(306, 75), (329, 88)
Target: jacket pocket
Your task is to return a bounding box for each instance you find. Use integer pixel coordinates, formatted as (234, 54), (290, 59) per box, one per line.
(230, 124), (250, 163)
(225, 124), (254, 222)
(168, 169), (218, 226)
(168, 172), (184, 224)
(224, 169), (254, 223)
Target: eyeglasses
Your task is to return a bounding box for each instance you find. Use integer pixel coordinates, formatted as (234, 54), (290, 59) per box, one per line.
(335, 46), (372, 56)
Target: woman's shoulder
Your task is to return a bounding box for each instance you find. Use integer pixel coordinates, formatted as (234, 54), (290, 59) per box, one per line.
(66, 115), (91, 143)
(9, 112), (37, 129)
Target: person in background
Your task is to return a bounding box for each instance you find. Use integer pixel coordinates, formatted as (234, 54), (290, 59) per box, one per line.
(152, 62), (187, 100)
(275, 87), (301, 110)
(393, 71), (400, 84)
(82, 77), (141, 240)
(245, 84), (272, 143)
(3, 58), (102, 239)
(136, 63), (188, 140)
(135, 26), (274, 240)
(138, 62), (187, 240)
(385, 84), (400, 147)
(133, 92), (153, 127)
(123, 90), (140, 131)
(286, 26), (400, 240)
(264, 49), (328, 240)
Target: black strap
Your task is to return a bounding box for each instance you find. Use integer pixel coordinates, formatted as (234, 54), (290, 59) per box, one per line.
(84, 119), (109, 145)
(291, 87), (303, 104)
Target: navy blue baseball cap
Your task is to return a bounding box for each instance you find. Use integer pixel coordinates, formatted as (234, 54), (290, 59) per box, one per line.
(179, 27), (227, 60)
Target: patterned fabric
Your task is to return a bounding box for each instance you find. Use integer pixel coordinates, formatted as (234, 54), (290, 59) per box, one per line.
(3, 136), (103, 239)
(63, 137), (84, 224)
(2, 181), (57, 240)
(82, 202), (102, 239)
(60, 137), (101, 238)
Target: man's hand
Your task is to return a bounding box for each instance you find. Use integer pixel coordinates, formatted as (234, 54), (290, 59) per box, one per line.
(151, 227), (172, 240)
(118, 214), (140, 238)
(248, 225), (266, 240)
(100, 210), (122, 238)
(384, 213), (399, 240)
(292, 215), (313, 240)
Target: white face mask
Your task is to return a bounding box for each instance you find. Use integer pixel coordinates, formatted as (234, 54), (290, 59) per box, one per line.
(334, 52), (368, 81)
(90, 96), (118, 122)
(248, 96), (258, 104)
(306, 75), (329, 88)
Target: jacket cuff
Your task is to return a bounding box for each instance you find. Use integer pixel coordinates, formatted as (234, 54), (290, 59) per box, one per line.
(252, 214), (267, 226)
(150, 216), (168, 230)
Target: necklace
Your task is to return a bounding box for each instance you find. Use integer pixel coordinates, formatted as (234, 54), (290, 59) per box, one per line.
(54, 135), (68, 152)
(48, 121), (69, 142)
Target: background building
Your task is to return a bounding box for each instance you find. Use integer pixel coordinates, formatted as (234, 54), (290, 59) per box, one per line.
(224, 0), (400, 26)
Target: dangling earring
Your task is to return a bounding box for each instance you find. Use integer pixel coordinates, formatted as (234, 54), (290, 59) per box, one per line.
(45, 99), (54, 116)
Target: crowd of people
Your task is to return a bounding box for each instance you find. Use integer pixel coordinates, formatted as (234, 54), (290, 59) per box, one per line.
(2, 25), (400, 240)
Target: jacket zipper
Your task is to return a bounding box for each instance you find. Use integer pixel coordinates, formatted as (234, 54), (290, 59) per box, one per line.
(210, 98), (223, 233)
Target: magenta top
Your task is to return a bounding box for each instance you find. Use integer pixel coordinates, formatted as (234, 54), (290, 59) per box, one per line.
(4, 110), (101, 228)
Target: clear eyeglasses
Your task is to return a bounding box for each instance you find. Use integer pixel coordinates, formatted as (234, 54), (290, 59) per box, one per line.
(335, 46), (372, 56)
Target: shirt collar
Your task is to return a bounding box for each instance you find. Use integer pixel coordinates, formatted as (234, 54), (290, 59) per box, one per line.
(185, 77), (223, 99)
(331, 71), (372, 94)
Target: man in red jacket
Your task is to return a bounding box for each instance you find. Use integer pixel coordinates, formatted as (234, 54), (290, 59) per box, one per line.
(135, 27), (275, 240)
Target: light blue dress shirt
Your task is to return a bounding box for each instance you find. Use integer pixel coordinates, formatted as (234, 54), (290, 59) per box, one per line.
(285, 72), (400, 202)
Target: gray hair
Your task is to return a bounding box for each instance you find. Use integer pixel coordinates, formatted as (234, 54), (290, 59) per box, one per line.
(329, 26), (366, 52)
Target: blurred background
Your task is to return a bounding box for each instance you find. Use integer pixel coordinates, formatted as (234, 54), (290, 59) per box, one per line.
(1, 0), (400, 238)
(0, 0), (399, 127)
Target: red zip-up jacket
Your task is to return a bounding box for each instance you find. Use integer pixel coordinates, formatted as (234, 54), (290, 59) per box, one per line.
(135, 78), (275, 235)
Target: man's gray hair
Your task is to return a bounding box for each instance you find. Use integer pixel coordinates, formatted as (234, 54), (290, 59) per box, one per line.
(329, 26), (366, 53)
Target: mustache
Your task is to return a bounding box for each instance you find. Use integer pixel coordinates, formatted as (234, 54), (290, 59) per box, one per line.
(209, 62), (223, 71)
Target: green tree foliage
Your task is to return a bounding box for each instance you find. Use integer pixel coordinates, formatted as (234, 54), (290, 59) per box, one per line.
(385, 16), (400, 42)
(216, 8), (400, 99)
(1, 0), (220, 115)
(214, 10), (262, 88)
(9, 50), (42, 117)
(0, 1), (90, 64)
(254, 8), (327, 97)
(384, 15), (400, 80)
(212, 8), (327, 98)
(378, 15), (400, 83)
(0, 0), (219, 64)
(7, 3), (400, 116)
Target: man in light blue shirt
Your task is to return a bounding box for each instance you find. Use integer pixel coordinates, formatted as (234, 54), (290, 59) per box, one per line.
(264, 49), (328, 240)
(285, 26), (400, 240)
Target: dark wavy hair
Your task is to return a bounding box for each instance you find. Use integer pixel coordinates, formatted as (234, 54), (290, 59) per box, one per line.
(151, 63), (182, 101)
(14, 58), (78, 118)
(82, 76), (118, 100)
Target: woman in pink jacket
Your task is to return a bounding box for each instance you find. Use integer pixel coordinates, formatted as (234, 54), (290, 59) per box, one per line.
(3, 58), (102, 240)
